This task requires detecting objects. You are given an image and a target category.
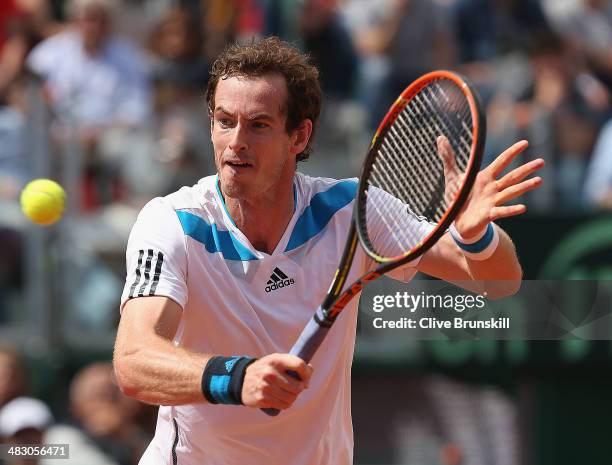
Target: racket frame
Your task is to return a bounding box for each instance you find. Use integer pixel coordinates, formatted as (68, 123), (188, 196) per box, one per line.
(324, 70), (486, 322)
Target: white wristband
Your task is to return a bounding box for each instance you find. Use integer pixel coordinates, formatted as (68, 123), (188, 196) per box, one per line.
(449, 222), (500, 261)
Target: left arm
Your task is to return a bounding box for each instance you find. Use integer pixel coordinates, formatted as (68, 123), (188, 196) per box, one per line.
(417, 140), (544, 299)
(418, 226), (521, 299)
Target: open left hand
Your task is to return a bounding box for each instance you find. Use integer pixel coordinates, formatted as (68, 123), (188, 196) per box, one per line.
(437, 137), (544, 239)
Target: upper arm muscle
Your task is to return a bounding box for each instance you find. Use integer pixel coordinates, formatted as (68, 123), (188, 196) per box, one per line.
(117, 296), (182, 351)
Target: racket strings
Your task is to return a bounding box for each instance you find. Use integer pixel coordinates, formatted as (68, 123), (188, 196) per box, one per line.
(394, 112), (446, 218)
(362, 78), (475, 259)
(386, 126), (437, 194)
(421, 86), (472, 171)
(369, 139), (435, 257)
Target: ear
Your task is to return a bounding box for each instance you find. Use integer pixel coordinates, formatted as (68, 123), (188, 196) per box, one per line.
(289, 119), (313, 156)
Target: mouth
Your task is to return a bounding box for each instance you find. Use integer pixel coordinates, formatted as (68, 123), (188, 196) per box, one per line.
(224, 159), (254, 170)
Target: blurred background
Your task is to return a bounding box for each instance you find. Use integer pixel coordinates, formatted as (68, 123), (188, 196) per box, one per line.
(1, 0), (612, 464)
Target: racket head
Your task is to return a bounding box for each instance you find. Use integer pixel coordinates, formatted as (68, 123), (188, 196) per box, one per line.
(355, 70), (486, 266)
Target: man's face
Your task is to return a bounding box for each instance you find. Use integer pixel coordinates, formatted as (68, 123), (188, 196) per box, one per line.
(78, 5), (110, 53)
(211, 74), (300, 200)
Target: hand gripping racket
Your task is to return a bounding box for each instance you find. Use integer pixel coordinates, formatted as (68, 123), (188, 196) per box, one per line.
(263, 70), (486, 415)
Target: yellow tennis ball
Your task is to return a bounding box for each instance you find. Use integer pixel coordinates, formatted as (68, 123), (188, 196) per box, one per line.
(20, 179), (66, 226)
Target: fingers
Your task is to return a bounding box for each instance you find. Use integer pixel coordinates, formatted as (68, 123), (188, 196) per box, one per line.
(493, 154), (544, 205)
(495, 176), (542, 205)
(488, 140), (529, 177)
(455, 141), (541, 228)
(437, 135), (459, 176)
(437, 135), (464, 205)
(281, 355), (314, 383)
(497, 158), (545, 190)
(491, 204), (527, 220)
(241, 354), (312, 410)
(262, 383), (301, 410)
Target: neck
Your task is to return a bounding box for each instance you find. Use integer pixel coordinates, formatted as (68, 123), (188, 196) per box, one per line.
(222, 178), (295, 254)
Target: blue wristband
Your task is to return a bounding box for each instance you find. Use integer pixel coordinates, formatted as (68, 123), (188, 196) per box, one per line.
(449, 222), (500, 261)
(202, 356), (256, 405)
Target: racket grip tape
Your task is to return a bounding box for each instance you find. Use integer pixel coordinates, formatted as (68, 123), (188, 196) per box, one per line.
(261, 307), (331, 416)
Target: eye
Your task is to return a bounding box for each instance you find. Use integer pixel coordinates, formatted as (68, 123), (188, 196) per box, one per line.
(252, 121), (270, 129)
(217, 118), (233, 128)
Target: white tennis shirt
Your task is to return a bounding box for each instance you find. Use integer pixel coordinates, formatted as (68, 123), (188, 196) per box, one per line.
(120, 173), (430, 465)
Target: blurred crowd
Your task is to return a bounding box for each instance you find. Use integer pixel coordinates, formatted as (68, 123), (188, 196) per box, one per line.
(0, 343), (157, 465)
(0, 0), (611, 215)
(2, 1), (612, 463)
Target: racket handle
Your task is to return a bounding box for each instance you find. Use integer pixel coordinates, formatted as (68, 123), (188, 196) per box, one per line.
(261, 307), (331, 417)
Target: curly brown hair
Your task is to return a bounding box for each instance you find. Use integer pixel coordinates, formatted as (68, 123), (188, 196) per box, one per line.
(205, 37), (322, 162)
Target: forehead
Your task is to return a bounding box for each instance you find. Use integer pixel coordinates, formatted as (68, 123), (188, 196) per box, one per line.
(214, 74), (288, 117)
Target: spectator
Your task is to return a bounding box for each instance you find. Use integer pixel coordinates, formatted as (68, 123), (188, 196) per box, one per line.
(299, 0), (358, 101)
(148, 5), (208, 95)
(27, 0), (150, 129)
(0, 0), (60, 197)
(0, 72), (29, 202)
(26, 0), (151, 208)
(0, 396), (53, 465)
(342, 0), (456, 129)
(0, 73), (29, 321)
(584, 118), (612, 209)
(262, 0), (301, 43)
(44, 362), (150, 465)
(201, 0), (264, 62)
(297, 0), (366, 177)
(453, 0), (549, 64)
(486, 31), (605, 211)
(541, 0), (612, 92)
(108, 4), (215, 203)
(1, 0), (63, 100)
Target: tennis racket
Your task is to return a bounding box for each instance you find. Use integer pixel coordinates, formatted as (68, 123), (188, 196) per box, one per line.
(263, 70), (486, 416)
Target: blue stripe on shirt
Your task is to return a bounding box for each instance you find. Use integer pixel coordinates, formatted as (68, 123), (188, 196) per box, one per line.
(176, 210), (258, 261)
(285, 180), (357, 252)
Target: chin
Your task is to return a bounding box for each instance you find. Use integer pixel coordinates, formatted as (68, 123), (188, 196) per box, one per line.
(219, 177), (249, 199)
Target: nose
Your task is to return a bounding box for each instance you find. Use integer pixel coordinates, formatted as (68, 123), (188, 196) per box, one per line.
(228, 123), (248, 153)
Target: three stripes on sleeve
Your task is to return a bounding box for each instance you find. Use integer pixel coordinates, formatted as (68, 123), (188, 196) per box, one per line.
(128, 249), (164, 298)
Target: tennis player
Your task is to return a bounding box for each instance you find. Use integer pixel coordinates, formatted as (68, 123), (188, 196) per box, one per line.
(114, 37), (543, 465)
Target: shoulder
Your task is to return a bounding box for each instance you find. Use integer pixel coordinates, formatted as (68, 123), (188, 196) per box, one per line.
(35, 30), (80, 55)
(165, 175), (218, 211)
(36, 30), (78, 50)
(127, 197), (183, 254)
(296, 172), (358, 203)
(130, 175), (220, 242)
(28, 31), (78, 69)
(134, 175), (215, 214)
(285, 174), (357, 252)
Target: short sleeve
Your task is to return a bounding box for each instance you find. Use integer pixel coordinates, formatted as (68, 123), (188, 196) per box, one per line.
(364, 187), (436, 280)
(120, 197), (188, 311)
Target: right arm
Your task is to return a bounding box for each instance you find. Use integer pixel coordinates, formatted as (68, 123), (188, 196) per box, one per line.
(113, 296), (312, 409)
(114, 199), (312, 409)
(113, 295), (208, 406)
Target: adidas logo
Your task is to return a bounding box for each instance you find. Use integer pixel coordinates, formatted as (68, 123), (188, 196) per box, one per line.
(265, 267), (295, 293)
(225, 357), (239, 372)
